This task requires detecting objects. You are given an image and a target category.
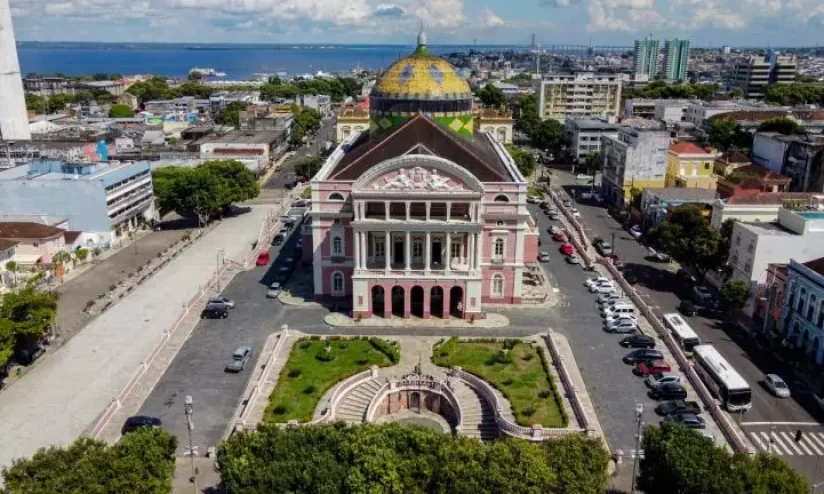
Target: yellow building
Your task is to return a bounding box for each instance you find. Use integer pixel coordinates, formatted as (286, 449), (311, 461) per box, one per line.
(665, 141), (721, 190)
(475, 108), (514, 144)
(335, 105), (370, 142)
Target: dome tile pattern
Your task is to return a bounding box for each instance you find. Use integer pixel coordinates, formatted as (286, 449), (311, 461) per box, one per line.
(373, 53), (471, 99)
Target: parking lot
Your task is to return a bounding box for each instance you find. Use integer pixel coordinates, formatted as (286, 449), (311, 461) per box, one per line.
(137, 209), (305, 455)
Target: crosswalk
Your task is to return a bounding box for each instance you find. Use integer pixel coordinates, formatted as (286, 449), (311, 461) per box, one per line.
(749, 430), (824, 456)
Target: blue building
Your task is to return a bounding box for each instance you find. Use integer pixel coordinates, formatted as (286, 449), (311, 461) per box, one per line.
(0, 159), (155, 247)
(780, 257), (824, 364)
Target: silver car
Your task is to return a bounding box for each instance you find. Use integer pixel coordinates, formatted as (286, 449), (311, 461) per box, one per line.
(764, 373), (791, 398)
(646, 372), (681, 389)
(225, 346), (252, 373)
(538, 251), (551, 262)
(604, 318), (638, 334)
(266, 282), (281, 298)
(207, 297), (235, 309)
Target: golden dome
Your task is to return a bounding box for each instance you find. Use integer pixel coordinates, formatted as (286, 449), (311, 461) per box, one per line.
(373, 48), (471, 99)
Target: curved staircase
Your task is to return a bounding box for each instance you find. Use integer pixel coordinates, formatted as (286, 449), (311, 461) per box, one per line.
(452, 380), (508, 440)
(334, 378), (384, 423)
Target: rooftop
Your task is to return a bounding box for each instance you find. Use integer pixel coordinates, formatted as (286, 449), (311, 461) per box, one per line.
(199, 131), (281, 145)
(716, 150), (751, 165)
(725, 192), (819, 205)
(568, 118), (623, 131)
(708, 109), (824, 124)
(0, 222), (65, 239)
(803, 257), (824, 278)
(643, 187), (718, 203)
(0, 160), (151, 187)
(0, 239), (18, 251)
(669, 141), (716, 155)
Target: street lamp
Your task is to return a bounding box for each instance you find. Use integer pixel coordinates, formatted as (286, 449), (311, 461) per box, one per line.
(216, 249), (225, 292)
(630, 403), (644, 494)
(183, 395), (198, 493)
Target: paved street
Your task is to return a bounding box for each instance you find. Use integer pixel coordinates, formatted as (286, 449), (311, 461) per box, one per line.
(262, 117), (336, 198)
(549, 168), (824, 482)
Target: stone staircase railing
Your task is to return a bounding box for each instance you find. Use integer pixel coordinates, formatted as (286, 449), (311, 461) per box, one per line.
(310, 366), (379, 424)
(364, 375), (464, 431)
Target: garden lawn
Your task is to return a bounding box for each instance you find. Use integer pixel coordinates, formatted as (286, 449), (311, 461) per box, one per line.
(527, 186), (545, 199)
(433, 339), (567, 427)
(265, 339), (394, 423)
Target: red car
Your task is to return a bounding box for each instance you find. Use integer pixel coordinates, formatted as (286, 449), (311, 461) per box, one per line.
(256, 251), (271, 266)
(560, 243), (575, 255)
(552, 231), (567, 242)
(635, 359), (671, 376)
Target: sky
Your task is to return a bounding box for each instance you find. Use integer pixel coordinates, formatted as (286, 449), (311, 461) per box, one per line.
(8, 0), (824, 47)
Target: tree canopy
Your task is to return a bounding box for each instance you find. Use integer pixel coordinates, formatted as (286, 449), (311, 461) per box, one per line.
(706, 118), (753, 151)
(108, 104), (134, 118)
(218, 423), (609, 494)
(648, 205), (723, 279)
(721, 279), (750, 313)
(260, 76), (361, 103)
(294, 156), (324, 180)
(152, 160), (260, 224)
(640, 422), (807, 494)
(477, 83), (507, 109)
(764, 83), (824, 106)
(757, 117), (806, 136)
(1, 428), (177, 494)
(290, 105), (322, 147)
(216, 101), (248, 128)
(514, 94), (564, 158)
(127, 76), (215, 103)
(507, 146), (537, 178)
(0, 288), (58, 366)
(624, 80), (720, 101)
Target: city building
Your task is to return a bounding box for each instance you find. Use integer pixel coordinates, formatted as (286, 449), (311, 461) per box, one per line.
(732, 53), (797, 99)
(238, 107), (293, 138)
(600, 120), (671, 207)
(22, 77), (128, 98)
(664, 141), (721, 190)
(143, 97), (197, 115)
(209, 92), (259, 112)
(197, 131), (287, 174)
(564, 118), (622, 164)
(534, 73), (622, 121)
(684, 101), (786, 127)
(298, 94), (332, 116)
(714, 151), (791, 199)
(336, 105), (370, 142)
(623, 99), (657, 119)
(0, 222), (66, 266)
(752, 132), (824, 192)
(780, 257), (824, 363)
(304, 31), (540, 320)
(753, 263), (787, 334)
(639, 187), (718, 228)
(662, 39), (690, 82)
(705, 109), (824, 133)
(710, 192), (820, 229)
(476, 108), (514, 145)
(655, 100), (691, 123)
(0, 0), (30, 140)
(633, 34), (660, 78)
(0, 159), (155, 245)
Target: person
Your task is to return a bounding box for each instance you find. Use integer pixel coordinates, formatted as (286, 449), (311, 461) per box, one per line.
(795, 429), (803, 443)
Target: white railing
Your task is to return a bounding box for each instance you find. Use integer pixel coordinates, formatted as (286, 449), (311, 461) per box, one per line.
(364, 377), (464, 431)
(543, 330), (592, 433)
(309, 366), (378, 424)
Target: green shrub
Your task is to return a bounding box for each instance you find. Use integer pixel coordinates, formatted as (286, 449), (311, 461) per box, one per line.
(538, 390), (551, 399)
(522, 405), (536, 417)
(338, 343), (348, 350)
(537, 346), (569, 427)
(502, 339), (519, 350)
(368, 337), (399, 364)
(316, 350), (336, 362)
(288, 369), (302, 378)
(303, 385), (316, 394)
(503, 378), (514, 386)
(299, 341), (311, 349)
(495, 350), (513, 364)
(272, 405), (288, 415)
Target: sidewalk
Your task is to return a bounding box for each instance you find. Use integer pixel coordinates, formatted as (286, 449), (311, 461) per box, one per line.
(0, 207), (270, 471)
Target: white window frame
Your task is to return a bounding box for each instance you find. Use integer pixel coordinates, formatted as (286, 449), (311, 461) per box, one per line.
(451, 240), (462, 259)
(491, 274), (505, 298)
(375, 238), (385, 258)
(332, 235), (343, 256)
(331, 271), (345, 296)
(494, 237), (505, 258)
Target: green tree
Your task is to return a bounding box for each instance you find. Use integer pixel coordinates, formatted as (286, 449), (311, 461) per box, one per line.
(92, 73), (109, 81)
(201, 159), (261, 206)
(294, 156), (324, 180)
(215, 101), (246, 128)
(1, 428), (176, 493)
(75, 248), (89, 262)
(706, 118), (753, 151)
(4, 261), (18, 289)
(25, 93), (47, 114)
(108, 104), (135, 118)
(507, 146), (537, 178)
(532, 119), (564, 157)
(721, 279), (750, 314)
(757, 117), (806, 135)
(110, 73), (123, 80)
(478, 83), (507, 109)
(46, 94), (73, 114)
(0, 318), (13, 367)
(648, 205), (721, 279)
(0, 288), (58, 339)
(515, 94), (540, 137)
(584, 151), (603, 175)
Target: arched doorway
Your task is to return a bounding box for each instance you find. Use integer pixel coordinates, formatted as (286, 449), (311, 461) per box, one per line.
(431, 287), (444, 319)
(449, 286), (464, 318)
(391, 286), (405, 317)
(410, 391), (421, 412)
(372, 286), (385, 317)
(410, 286), (424, 318)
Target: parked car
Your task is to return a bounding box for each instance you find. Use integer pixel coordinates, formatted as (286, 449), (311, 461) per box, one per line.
(256, 251), (271, 266)
(596, 241), (613, 256)
(646, 371), (681, 388)
(664, 413), (706, 429)
(629, 225), (642, 239)
(560, 243), (575, 255)
(764, 373), (791, 398)
(527, 196), (539, 204)
(562, 199), (572, 207)
(692, 285), (713, 306)
(549, 225), (562, 235)
(635, 359), (672, 377)
(207, 297), (235, 310)
(590, 283), (617, 295)
(678, 300), (698, 317)
(548, 212), (560, 220)
(121, 416), (162, 435)
(579, 190), (593, 200)
(571, 208), (581, 218)
(538, 251), (551, 262)
(575, 174), (592, 181)
(655, 400), (701, 416)
(647, 247), (671, 262)
(650, 383), (688, 400)
(598, 292), (622, 305)
(623, 349), (664, 365)
(201, 307), (229, 319)
(225, 346), (253, 373)
(604, 313), (638, 326)
(620, 334), (656, 349)
(552, 231), (567, 242)
(292, 199), (308, 208)
(586, 277), (611, 288)
(539, 201), (549, 210)
(604, 318), (638, 334)
(566, 253), (581, 264)
(266, 282), (281, 299)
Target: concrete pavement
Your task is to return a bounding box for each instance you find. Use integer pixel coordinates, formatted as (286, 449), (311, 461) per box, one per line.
(0, 207), (271, 470)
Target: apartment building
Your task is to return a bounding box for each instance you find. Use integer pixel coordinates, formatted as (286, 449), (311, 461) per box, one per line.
(733, 53), (797, 99)
(600, 120), (671, 207)
(564, 118), (622, 164)
(534, 73), (622, 121)
(662, 39), (690, 81)
(634, 35), (660, 78)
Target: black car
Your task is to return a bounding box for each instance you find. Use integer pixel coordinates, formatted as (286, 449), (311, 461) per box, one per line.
(620, 335), (656, 349)
(664, 412), (706, 429)
(623, 349), (664, 364)
(121, 415), (161, 435)
(679, 300), (698, 317)
(655, 400), (701, 416)
(649, 383), (688, 400)
(201, 307), (229, 319)
(676, 269), (693, 284)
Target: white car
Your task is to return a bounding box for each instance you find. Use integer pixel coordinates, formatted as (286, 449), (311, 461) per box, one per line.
(629, 225), (643, 239)
(549, 225), (562, 235)
(604, 313), (638, 326)
(566, 253), (581, 264)
(576, 174), (592, 181)
(527, 196), (539, 204)
(590, 283), (616, 294)
(764, 374), (791, 398)
(604, 319), (638, 333)
(646, 372), (681, 389)
(585, 277), (611, 288)
(571, 208), (581, 218)
(579, 191), (593, 200)
(600, 299), (628, 312)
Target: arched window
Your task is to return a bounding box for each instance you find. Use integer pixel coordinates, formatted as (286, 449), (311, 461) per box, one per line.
(497, 127), (507, 143)
(484, 126), (495, 133)
(328, 192), (344, 201)
(494, 238), (504, 257)
(798, 287), (807, 314)
(332, 236), (343, 255)
(331, 272), (345, 295)
(491, 274), (504, 298)
(341, 126), (351, 139)
(493, 194), (509, 202)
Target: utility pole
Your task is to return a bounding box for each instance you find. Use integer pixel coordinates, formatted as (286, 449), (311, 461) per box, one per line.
(630, 403), (644, 494)
(216, 249), (225, 292)
(184, 395), (198, 493)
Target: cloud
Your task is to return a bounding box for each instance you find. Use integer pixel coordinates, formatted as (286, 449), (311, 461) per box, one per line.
(477, 8), (504, 27)
(373, 4), (405, 17)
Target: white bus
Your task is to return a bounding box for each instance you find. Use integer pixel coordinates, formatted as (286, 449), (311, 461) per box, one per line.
(692, 344), (752, 412)
(662, 313), (701, 355)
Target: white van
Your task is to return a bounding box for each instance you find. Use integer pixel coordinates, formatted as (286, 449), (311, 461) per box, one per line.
(602, 303), (635, 318)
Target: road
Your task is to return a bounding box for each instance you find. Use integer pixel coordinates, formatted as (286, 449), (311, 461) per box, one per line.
(549, 168), (824, 483)
(264, 116), (336, 192)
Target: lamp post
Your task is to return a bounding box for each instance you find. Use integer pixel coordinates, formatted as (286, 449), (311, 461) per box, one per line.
(630, 403), (644, 494)
(183, 395), (198, 493)
(216, 249), (225, 292)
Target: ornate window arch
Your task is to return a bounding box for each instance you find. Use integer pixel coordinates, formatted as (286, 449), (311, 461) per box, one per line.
(494, 238), (505, 257)
(491, 274), (505, 298)
(331, 271), (345, 296)
(328, 192), (345, 201)
(493, 194), (509, 202)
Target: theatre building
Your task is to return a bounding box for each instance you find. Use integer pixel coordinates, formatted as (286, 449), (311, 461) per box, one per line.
(304, 32), (539, 320)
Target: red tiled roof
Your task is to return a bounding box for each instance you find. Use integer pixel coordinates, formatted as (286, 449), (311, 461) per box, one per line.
(64, 231), (82, 245)
(803, 257), (824, 278)
(0, 222), (65, 240)
(718, 150), (751, 164)
(669, 141), (713, 155)
(0, 239), (18, 251)
(726, 192), (816, 205)
(708, 109), (824, 123)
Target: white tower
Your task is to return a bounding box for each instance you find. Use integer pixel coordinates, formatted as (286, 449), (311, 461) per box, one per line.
(0, 0), (30, 140)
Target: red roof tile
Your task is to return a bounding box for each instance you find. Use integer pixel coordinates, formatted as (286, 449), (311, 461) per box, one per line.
(0, 222), (65, 240)
(726, 192), (816, 205)
(0, 239), (18, 251)
(669, 141), (713, 155)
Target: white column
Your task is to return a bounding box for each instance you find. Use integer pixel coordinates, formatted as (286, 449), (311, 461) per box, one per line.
(468, 233), (475, 269)
(384, 231), (391, 270)
(445, 234), (452, 271)
(405, 231), (411, 271)
(474, 232), (482, 270)
(405, 201), (411, 221)
(426, 202), (431, 221)
(354, 231), (361, 269)
(446, 202), (452, 222)
(425, 231), (431, 272)
(384, 201), (390, 221)
(361, 232), (367, 269)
